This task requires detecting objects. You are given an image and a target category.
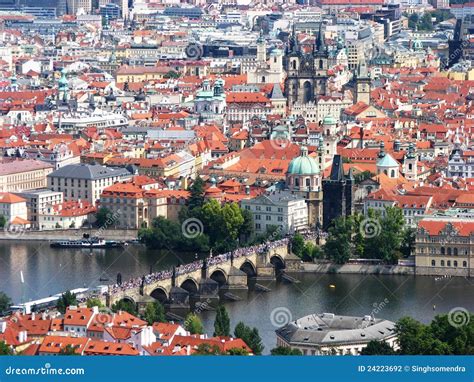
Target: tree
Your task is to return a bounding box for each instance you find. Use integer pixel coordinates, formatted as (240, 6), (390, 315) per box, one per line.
(270, 346), (302, 355)
(419, 12), (434, 31)
(301, 242), (315, 261)
(184, 313), (204, 335)
(240, 208), (254, 245)
(0, 341), (12, 355)
(408, 13), (419, 29)
(0, 292), (11, 315)
(353, 170), (374, 184)
(221, 203), (244, 242)
(400, 227), (416, 258)
(187, 177), (206, 211)
(193, 343), (222, 355)
(214, 305), (230, 337)
(234, 322), (263, 355)
(95, 207), (112, 228)
(0, 215), (6, 228)
(139, 216), (182, 250)
(323, 216), (353, 264)
(163, 70), (180, 79)
(86, 298), (103, 309)
(291, 233), (305, 258)
(360, 340), (395, 355)
(226, 347), (249, 355)
(58, 344), (79, 356)
(143, 302), (166, 325)
(111, 299), (137, 315)
(56, 291), (77, 314)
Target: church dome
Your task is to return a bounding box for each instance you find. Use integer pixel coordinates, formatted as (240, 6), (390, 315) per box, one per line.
(287, 146), (319, 175)
(323, 115), (337, 125)
(376, 152), (398, 168)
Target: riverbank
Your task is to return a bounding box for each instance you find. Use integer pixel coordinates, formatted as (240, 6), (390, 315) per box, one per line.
(297, 261), (415, 275)
(0, 229), (138, 241)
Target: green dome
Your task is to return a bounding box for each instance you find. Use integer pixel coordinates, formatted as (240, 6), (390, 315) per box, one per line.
(323, 115), (337, 125)
(287, 147), (320, 175)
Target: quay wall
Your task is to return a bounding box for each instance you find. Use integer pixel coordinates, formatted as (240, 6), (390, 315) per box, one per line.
(0, 229), (138, 241)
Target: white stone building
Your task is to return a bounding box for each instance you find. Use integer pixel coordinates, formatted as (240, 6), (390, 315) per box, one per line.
(47, 164), (132, 206)
(241, 191), (308, 235)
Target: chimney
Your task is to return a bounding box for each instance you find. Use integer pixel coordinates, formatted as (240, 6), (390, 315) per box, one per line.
(31, 312), (35, 320)
(0, 321), (6, 333)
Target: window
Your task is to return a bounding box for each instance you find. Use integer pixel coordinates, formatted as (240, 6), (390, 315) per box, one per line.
(441, 247), (445, 255)
(266, 215), (271, 221)
(454, 248), (458, 256)
(255, 215), (261, 220)
(256, 223), (261, 230)
(266, 206), (271, 212)
(431, 260), (435, 266)
(441, 260), (445, 266)
(447, 260), (451, 267)
(463, 261), (467, 267)
(454, 261), (458, 267)
(447, 247), (452, 256)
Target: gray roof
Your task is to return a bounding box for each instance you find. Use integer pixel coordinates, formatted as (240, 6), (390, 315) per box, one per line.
(276, 313), (396, 347)
(270, 84), (285, 100)
(48, 164), (131, 180)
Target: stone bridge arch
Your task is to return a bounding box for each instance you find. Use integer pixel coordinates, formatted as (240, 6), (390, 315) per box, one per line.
(210, 268), (228, 286)
(180, 278), (199, 295)
(239, 260), (257, 277)
(270, 254), (286, 271)
(149, 287), (169, 303)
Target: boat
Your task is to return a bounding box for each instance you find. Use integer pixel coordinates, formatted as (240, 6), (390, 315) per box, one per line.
(50, 237), (123, 249)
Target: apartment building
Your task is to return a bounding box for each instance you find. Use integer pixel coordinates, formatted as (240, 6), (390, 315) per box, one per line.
(47, 164), (132, 206)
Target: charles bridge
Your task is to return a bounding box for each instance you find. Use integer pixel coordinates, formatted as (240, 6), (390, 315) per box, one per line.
(103, 242), (302, 312)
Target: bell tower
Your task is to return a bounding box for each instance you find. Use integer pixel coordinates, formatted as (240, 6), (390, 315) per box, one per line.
(355, 58), (371, 104)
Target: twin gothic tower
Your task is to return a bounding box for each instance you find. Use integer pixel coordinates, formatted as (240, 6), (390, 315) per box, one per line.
(284, 24), (330, 106)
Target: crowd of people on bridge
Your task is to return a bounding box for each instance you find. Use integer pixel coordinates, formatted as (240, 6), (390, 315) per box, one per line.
(107, 237), (292, 295)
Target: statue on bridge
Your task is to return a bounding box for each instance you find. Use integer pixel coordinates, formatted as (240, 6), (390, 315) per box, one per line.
(172, 265), (176, 287)
(116, 272), (122, 286)
(139, 275), (145, 296)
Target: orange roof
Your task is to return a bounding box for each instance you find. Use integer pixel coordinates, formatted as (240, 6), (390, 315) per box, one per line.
(226, 92), (270, 103)
(39, 335), (88, 355)
(63, 307), (94, 327)
(84, 340), (139, 356)
(0, 192), (26, 204)
(418, 220), (474, 236)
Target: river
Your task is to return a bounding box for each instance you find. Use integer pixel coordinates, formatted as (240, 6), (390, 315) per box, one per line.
(1, 241), (473, 353)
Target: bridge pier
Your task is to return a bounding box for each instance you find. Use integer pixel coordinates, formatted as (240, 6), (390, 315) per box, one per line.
(285, 253), (304, 272)
(255, 264), (276, 289)
(197, 279), (220, 308)
(166, 286), (190, 319)
(220, 266), (248, 301)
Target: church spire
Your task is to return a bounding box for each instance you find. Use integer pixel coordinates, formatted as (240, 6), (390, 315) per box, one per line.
(316, 22), (325, 53)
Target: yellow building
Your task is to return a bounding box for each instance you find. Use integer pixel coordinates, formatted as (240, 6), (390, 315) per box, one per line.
(116, 65), (172, 84)
(415, 219), (474, 277)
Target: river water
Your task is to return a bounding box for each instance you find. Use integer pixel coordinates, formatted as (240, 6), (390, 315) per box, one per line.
(1, 241), (473, 353)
